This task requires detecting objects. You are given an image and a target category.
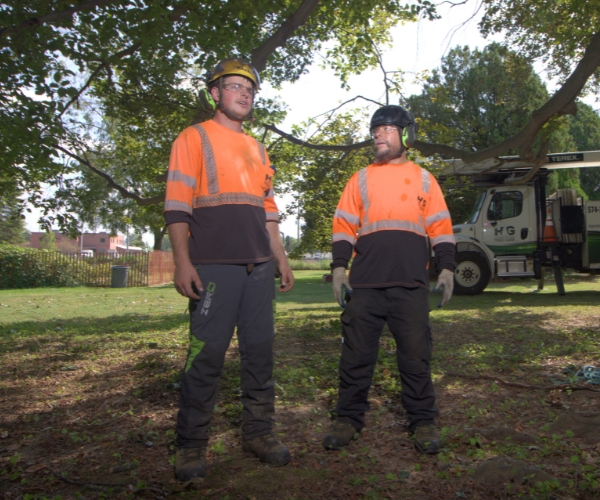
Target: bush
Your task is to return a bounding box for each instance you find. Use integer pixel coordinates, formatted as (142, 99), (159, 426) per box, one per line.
(0, 245), (81, 289)
(288, 259), (332, 271)
(0, 246), (150, 289)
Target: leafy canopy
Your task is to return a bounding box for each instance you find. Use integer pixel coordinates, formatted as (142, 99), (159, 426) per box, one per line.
(480, 0), (600, 87)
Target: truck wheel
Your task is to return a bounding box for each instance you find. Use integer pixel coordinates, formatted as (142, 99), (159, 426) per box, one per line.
(454, 251), (491, 295)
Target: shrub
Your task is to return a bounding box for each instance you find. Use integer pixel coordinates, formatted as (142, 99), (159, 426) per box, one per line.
(0, 245), (81, 289)
(288, 259), (332, 271)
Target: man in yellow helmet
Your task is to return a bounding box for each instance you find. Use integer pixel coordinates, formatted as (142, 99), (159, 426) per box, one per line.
(164, 57), (294, 481)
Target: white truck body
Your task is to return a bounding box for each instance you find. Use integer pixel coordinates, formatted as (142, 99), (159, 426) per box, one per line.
(440, 151), (600, 295)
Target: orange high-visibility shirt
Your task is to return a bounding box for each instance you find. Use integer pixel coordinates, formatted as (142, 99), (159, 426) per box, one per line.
(332, 161), (455, 289)
(164, 120), (278, 264)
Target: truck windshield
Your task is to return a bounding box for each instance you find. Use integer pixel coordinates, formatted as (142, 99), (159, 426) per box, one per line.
(466, 191), (486, 224)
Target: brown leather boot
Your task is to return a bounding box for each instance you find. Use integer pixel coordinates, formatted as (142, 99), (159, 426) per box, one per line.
(175, 444), (207, 481)
(412, 424), (441, 454)
(322, 421), (360, 450)
(242, 433), (290, 466)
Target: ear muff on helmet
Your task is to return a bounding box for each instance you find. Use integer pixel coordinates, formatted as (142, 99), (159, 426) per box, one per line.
(198, 88), (217, 113)
(402, 125), (416, 148)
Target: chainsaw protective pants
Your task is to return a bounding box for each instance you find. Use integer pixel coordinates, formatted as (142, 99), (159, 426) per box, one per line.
(176, 261), (276, 448)
(335, 286), (438, 432)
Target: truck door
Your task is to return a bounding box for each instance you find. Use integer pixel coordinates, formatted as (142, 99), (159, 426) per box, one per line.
(481, 187), (536, 255)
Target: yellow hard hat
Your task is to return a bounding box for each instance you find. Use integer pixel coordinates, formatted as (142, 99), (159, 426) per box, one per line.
(207, 58), (261, 90)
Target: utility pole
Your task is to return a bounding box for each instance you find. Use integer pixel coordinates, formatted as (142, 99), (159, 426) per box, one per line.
(80, 222), (84, 253)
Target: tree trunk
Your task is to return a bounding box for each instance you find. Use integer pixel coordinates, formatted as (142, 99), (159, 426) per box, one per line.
(153, 227), (167, 250)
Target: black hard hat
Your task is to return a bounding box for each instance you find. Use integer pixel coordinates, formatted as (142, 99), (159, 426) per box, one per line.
(370, 105), (417, 148)
(370, 105), (415, 130)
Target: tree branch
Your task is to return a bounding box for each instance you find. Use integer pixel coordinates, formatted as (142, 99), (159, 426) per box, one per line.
(264, 123), (372, 151)
(1, 0), (122, 40)
(58, 43), (142, 118)
(251, 0), (321, 72)
(54, 144), (165, 206)
(503, 140), (550, 185)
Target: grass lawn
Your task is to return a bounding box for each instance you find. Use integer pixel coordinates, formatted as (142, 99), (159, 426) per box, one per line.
(1, 271), (600, 499)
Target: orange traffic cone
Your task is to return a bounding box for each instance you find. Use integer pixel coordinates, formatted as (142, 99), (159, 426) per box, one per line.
(543, 205), (557, 243)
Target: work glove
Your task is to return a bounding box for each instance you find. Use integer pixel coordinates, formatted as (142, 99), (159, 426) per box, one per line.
(433, 269), (454, 308)
(332, 267), (352, 307)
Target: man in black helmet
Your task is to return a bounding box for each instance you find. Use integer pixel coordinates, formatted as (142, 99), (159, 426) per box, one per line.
(164, 58), (294, 481)
(323, 105), (456, 454)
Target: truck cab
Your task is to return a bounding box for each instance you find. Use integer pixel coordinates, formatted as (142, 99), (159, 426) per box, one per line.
(452, 182), (540, 294)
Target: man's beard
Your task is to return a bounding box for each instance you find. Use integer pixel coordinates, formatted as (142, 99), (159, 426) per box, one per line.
(374, 142), (404, 163)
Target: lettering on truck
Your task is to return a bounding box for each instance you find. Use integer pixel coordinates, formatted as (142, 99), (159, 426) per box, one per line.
(548, 153), (584, 163)
(201, 282), (217, 316)
(494, 225), (516, 241)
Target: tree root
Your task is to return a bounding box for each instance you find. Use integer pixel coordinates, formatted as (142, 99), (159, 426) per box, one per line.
(47, 466), (167, 497)
(443, 371), (600, 392)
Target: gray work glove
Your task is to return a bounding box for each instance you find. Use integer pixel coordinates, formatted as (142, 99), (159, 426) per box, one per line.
(433, 269), (454, 308)
(332, 267), (352, 307)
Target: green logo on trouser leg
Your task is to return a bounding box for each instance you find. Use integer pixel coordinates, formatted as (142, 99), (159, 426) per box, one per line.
(185, 336), (205, 373)
(200, 282), (216, 316)
(185, 282), (214, 372)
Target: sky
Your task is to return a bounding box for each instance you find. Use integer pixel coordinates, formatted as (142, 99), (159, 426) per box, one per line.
(25, 2), (591, 244)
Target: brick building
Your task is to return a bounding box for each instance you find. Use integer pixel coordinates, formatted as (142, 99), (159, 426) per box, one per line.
(30, 231), (131, 254)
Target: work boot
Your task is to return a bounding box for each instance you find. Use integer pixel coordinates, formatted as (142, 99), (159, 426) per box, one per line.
(175, 444), (207, 481)
(242, 433), (290, 466)
(411, 424), (440, 454)
(322, 420), (360, 450)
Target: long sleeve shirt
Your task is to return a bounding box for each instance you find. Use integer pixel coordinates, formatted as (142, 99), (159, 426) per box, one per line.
(332, 161), (456, 289)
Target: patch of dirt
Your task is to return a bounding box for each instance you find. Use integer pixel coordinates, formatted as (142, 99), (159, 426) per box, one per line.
(471, 426), (537, 445)
(471, 456), (556, 485)
(549, 412), (600, 444)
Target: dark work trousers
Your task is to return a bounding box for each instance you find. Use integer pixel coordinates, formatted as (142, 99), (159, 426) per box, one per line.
(335, 286), (438, 432)
(176, 261), (276, 448)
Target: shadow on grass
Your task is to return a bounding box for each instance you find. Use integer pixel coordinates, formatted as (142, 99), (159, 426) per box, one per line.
(433, 289), (600, 310)
(0, 312), (189, 359)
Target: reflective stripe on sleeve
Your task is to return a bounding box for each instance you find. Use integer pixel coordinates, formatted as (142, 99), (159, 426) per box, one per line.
(334, 209), (360, 226)
(164, 200), (193, 213)
(193, 192), (265, 208)
(266, 211), (279, 220)
(256, 140), (267, 165)
(193, 124), (220, 195)
(358, 168), (370, 223)
(421, 168), (431, 194)
(426, 210), (451, 226)
(332, 232), (357, 245)
(359, 219), (427, 237)
(167, 170), (197, 189)
(431, 234), (456, 245)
